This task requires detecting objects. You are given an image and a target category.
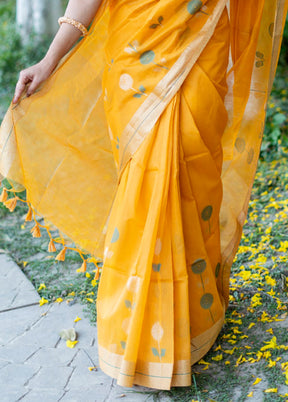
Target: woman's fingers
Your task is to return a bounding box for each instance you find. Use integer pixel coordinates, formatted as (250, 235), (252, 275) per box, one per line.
(13, 71), (31, 104)
(26, 78), (41, 97)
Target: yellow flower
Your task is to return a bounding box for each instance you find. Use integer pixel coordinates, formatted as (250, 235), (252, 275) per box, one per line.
(265, 276), (276, 287)
(225, 361), (230, 365)
(237, 270), (251, 281)
(264, 388), (278, 393)
(251, 293), (262, 307)
(88, 366), (97, 372)
(68, 291), (75, 297)
(91, 279), (97, 287)
(267, 359), (276, 368)
(248, 323), (255, 329)
(247, 392), (253, 397)
(223, 347), (237, 355)
(266, 328), (273, 335)
(212, 354), (223, 361)
(252, 378), (262, 385)
(39, 297), (48, 306)
(260, 336), (278, 351)
(66, 340), (78, 348)
(38, 283), (46, 291)
(22, 261), (28, 267)
(55, 297), (63, 303)
(85, 272), (91, 278)
(263, 351), (271, 359)
(86, 298), (94, 303)
(74, 316), (82, 323)
(198, 359), (210, 366)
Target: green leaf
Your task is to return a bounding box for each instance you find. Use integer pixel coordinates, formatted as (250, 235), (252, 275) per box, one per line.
(273, 113), (286, 126)
(152, 347), (159, 357)
(125, 299), (132, 308)
(59, 328), (77, 341)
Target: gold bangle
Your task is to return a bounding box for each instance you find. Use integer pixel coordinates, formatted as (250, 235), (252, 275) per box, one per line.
(58, 16), (88, 37)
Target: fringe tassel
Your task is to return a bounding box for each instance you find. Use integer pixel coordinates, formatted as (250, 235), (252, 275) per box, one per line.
(55, 246), (67, 261)
(48, 238), (57, 252)
(25, 205), (33, 221)
(1, 182), (103, 279)
(3, 196), (18, 212)
(94, 265), (100, 281)
(0, 187), (8, 202)
(30, 223), (41, 238)
(76, 259), (87, 273)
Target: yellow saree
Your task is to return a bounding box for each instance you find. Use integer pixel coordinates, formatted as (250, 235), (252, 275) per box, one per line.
(0, 0), (287, 390)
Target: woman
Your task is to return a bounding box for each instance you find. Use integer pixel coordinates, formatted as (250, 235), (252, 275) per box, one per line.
(0, 0), (287, 390)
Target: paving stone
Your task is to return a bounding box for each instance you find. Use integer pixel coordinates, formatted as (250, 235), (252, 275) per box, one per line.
(0, 304), (50, 345)
(107, 384), (166, 402)
(0, 254), (39, 311)
(0, 363), (40, 389)
(61, 388), (110, 402)
(1, 388), (30, 402)
(22, 388), (65, 401)
(69, 349), (97, 368)
(0, 343), (40, 364)
(28, 366), (74, 389)
(66, 365), (113, 388)
(26, 347), (77, 367)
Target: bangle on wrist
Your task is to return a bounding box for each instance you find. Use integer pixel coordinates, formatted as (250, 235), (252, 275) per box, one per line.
(58, 16), (88, 37)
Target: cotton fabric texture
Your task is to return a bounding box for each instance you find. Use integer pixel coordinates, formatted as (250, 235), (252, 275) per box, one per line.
(0, 0), (287, 390)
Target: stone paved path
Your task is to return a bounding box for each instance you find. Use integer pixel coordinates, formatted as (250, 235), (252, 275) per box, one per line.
(0, 254), (172, 401)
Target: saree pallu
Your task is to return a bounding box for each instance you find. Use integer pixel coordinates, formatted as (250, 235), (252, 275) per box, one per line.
(0, 0), (287, 390)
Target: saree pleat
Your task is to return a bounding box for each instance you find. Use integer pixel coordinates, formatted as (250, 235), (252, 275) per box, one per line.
(0, 0), (287, 391)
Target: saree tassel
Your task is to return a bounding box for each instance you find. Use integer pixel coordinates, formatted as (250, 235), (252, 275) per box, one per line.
(94, 265), (100, 281)
(55, 246), (67, 261)
(76, 259), (87, 273)
(25, 205), (33, 221)
(3, 196), (18, 212)
(48, 238), (57, 252)
(30, 223), (41, 238)
(0, 187), (8, 202)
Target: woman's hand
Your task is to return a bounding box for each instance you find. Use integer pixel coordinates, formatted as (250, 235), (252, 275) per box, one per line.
(12, 0), (103, 105)
(13, 60), (55, 104)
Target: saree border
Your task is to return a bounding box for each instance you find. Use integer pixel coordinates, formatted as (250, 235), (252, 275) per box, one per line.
(98, 315), (224, 389)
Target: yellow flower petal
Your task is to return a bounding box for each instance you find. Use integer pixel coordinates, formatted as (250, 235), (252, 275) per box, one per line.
(253, 378), (262, 385)
(86, 298), (94, 303)
(39, 297), (48, 306)
(91, 279), (97, 287)
(74, 316), (82, 323)
(212, 354), (223, 361)
(38, 283), (46, 291)
(264, 388), (278, 393)
(66, 340), (78, 349)
(55, 297), (63, 303)
(88, 366), (97, 372)
(247, 392), (253, 397)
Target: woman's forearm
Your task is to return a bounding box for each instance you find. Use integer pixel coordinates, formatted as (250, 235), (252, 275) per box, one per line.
(43, 0), (103, 70)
